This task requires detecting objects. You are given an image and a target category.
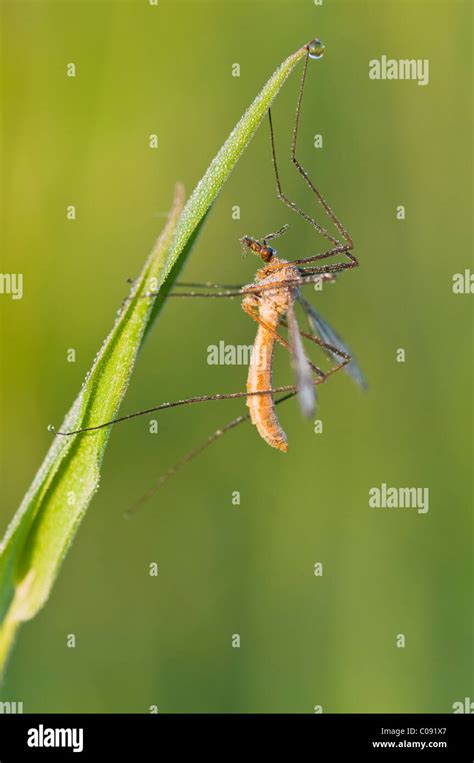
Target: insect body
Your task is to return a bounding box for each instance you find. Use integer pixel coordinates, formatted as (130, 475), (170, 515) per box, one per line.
(52, 38), (367, 514)
(241, 238), (301, 452)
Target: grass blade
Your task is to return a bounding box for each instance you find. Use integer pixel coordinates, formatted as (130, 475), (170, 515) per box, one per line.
(0, 39), (312, 674)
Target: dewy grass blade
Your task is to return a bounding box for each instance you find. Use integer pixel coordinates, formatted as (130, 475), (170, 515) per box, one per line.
(0, 39), (313, 675)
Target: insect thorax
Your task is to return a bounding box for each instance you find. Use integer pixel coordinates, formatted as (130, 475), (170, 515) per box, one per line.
(250, 257), (299, 315)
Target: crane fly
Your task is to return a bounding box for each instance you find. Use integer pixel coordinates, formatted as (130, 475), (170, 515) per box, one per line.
(53, 38), (366, 514)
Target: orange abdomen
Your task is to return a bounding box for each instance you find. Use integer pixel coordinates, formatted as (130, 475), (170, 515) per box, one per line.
(246, 319), (288, 452)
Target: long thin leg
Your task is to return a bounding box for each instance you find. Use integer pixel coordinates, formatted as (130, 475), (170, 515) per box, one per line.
(279, 316), (351, 366)
(166, 290), (242, 298)
(239, 267), (359, 294)
(290, 54), (354, 248)
(298, 293), (366, 390)
(138, 237), (358, 304)
(242, 298), (351, 383)
(53, 385), (300, 436)
(243, 299), (351, 377)
(125, 329), (351, 516)
(263, 244), (358, 274)
(174, 281), (245, 290)
(125, 411), (250, 517)
(125, 391), (298, 517)
(242, 300), (326, 379)
(248, 286), (352, 423)
(268, 106), (340, 248)
(165, 261), (360, 302)
(54, 305), (350, 438)
(267, 52), (356, 259)
(157, 267), (357, 300)
(242, 301), (290, 351)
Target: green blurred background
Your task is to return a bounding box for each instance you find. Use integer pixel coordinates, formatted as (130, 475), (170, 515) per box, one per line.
(0, 0), (472, 712)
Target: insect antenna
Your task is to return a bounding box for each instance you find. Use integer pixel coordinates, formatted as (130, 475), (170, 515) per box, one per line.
(261, 223), (289, 243)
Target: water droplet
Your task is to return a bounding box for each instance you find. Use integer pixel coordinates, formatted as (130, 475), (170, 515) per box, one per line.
(307, 39), (325, 60)
(47, 424), (55, 432)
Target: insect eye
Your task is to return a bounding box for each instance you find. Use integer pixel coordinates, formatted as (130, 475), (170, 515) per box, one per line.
(262, 246), (274, 262)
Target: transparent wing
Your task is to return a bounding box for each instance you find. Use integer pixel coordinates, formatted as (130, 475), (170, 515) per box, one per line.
(298, 295), (367, 390)
(286, 302), (316, 418)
